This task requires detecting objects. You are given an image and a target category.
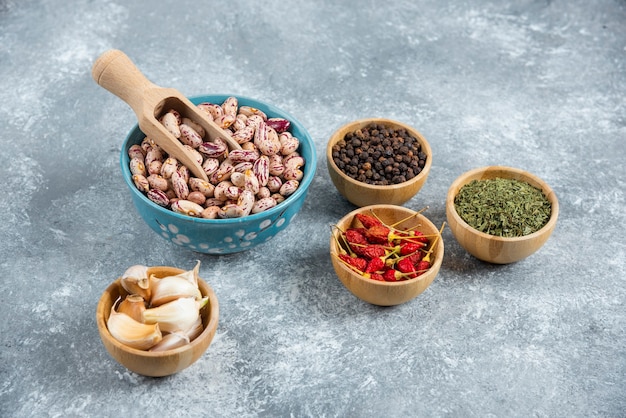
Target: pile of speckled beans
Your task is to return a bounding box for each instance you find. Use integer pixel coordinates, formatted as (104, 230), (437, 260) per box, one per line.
(128, 96), (305, 219)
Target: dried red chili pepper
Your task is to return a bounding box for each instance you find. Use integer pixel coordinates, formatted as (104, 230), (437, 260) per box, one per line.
(355, 213), (382, 229)
(345, 228), (368, 246)
(399, 242), (424, 256)
(360, 244), (387, 259)
(397, 258), (418, 279)
(416, 260), (431, 276)
(364, 224), (390, 244)
(365, 257), (385, 273)
(370, 273), (385, 281)
(338, 254), (367, 272)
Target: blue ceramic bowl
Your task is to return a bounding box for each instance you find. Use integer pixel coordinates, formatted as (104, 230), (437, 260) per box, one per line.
(120, 94), (317, 254)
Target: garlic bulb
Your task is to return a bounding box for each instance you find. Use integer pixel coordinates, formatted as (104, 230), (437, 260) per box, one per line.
(143, 296), (208, 334)
(107, 305), (162, 350)
(149, 276), (202, 307)
(120, 264), (151, 301)
(116, 294), (146, 323)
(148, 332), (190, 352)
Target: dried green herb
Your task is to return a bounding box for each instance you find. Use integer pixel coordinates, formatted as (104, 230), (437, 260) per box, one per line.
(454, 177), (551, 237)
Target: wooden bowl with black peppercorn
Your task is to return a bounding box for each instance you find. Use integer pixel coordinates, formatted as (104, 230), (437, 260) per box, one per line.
(327, 119), (432, 207)
(446, 166), (559, 264)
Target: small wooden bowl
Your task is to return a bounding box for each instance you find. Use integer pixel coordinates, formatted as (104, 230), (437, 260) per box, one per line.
(330, 204), (444, 306)
(326, 119), (432, 207)
(446, 166), (559, 264)
(96, 266), (219, 377)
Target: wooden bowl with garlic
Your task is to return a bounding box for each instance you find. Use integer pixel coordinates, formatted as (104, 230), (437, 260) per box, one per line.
(96, 263), (219, 377)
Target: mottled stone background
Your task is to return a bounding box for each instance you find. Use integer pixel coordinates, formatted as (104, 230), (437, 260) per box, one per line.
(1, 0), (624, 416)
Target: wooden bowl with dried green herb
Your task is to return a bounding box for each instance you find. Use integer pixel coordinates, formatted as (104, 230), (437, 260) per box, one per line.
(446, 166), (558, 264)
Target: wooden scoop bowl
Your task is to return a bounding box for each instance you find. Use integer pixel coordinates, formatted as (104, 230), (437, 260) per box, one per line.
(92, 49), (241, 182)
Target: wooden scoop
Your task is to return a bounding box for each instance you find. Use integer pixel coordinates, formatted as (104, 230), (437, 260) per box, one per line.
(92, 49), (241, 182)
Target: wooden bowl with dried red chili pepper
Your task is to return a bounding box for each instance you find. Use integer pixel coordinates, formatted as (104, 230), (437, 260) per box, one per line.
(326, 119), (432, 207)
(446, 165), (559, 264)
(330, 204), (444, 306)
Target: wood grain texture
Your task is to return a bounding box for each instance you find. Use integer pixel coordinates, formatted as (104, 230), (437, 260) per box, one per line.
(96, 266), (219, 377)
(330, 204), (444, 306)
(446, 166), (559, 264)
(326, 118), (432, 207)
(92, 49), (241, 181)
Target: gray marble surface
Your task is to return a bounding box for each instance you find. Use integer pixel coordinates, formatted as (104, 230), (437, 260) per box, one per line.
(1, 0), (625, 417)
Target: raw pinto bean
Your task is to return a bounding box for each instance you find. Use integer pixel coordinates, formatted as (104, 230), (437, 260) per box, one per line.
(241, 141), (257, 152)
(244, 169), (260, 194)
(133, 174), (150, 192)
(189, 177), (215, 197)
(267, 176), (283, 193)
(271, 193), (285, 204)
(279, 132), (300, 155)
(239, 106), (267, 120)
(230, 172), (246, 188)
(215, 114), (236, 129)
(237, 190), (255, 216)
(214, 181), (233, 201)
(202, 158), (220, 177)
(233, 113), (248, 131)
(283, 167), (303, 181)
(198, 141), (227, 159)
(145, 146), (164, 168)
(182, 117), (205, 138)
(161, 157), (178, 179)
(229, 149), (260, 164)
(252, 197), (277, 213)
(267, 117), (291, 133)
(128, 144), (146, 161)
(280, 180), (299, 197)
(130, 158), (146, 177)
(197, 103), (223, 120)
(232, 125), (255, 144)
(187, 191), (207, 206)
(253, 155), (269, 186)
(221, 96), (238, 117)
(177, 165), (190, 184)
(171, 170), (189, 199)
(210, 158), (234, 184)
(224, 185), (242, 200)
(147, 189), (170, 207)
(147, 174), (169, 191)
(140, 137), (154, 153)
(160, 110), (181, 138)
(257, 186), (271, 199)
(246, 114), (264, 129)
(204, 198), (224, 208)
(171, 200), (204, 217)
(148, 160), (162, 175)
(233, 162), (254, 173)
(201, 206), (220, 219)
(179, 123), (203, 148)
(268, 154), (285, 176)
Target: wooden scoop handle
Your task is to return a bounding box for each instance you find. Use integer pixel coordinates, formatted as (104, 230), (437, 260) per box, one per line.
(92, 50), (240, 182)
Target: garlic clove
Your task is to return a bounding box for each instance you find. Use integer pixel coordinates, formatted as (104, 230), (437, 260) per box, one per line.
(120, 265), (151, 301)
(183, 314), (204, 341)
(116, 294), (147, 323)
(149, 276), (202, 307)
(142, 297), (205, 334)
(160, 260), (200, 287)
(148, 332), (190, 352)
(107, 305), (162, 350)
